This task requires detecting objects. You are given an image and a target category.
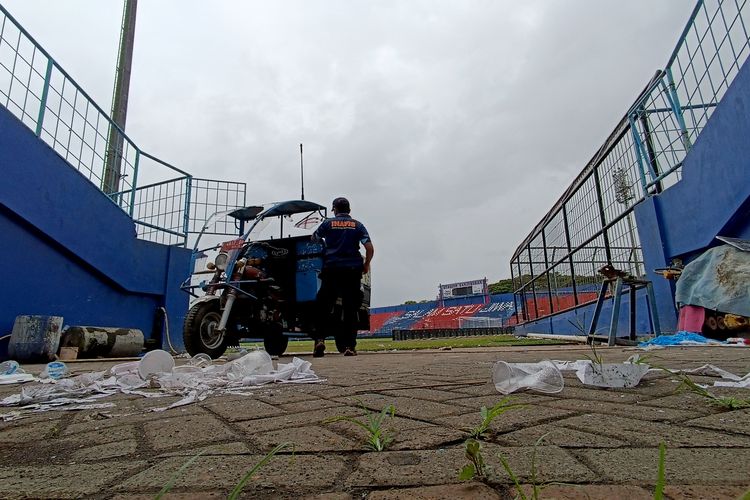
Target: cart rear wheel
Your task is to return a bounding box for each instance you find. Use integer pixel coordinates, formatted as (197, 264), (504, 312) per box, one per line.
(183, 300), (228, 359)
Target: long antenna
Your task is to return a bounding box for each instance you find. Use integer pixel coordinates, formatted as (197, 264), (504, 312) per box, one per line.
(299, 143), (305, 200)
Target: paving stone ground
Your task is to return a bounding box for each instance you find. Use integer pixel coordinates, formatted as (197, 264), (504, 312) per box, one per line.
(1, 344), (749, 499)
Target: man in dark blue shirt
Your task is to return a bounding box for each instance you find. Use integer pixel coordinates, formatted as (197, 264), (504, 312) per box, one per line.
(312, 197), (374, 357)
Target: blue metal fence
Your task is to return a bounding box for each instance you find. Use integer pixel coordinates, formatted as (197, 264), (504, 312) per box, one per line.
(0, 3), (246, 246)
(511, 0), (750, 323)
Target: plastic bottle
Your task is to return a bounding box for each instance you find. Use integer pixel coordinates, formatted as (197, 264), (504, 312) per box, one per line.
(41, 361), (69, 380)
(0, 360), (21, 375)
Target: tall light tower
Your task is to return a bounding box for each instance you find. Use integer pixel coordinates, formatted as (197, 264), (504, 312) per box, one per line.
(103, 0), (138, 195)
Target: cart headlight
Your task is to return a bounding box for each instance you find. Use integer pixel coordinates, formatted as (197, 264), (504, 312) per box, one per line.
(214, 252), (229, 271)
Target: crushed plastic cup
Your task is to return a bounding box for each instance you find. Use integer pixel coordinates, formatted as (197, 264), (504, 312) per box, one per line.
(110, 361), (140, 376)
(0, 360), (22, 375)
(188, 353), (213, 368)
(492, 359), (564, 395)
(578, 361), (650, 388)
(226, 350), (273, 381)
(41, 361), (69, 380)
(138, 350), (175, 380)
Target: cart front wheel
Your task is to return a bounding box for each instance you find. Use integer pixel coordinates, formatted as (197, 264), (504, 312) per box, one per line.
(183, 300), (228, 359)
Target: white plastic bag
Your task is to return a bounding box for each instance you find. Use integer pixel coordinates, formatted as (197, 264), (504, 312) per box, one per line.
(492, 359), (564, 394)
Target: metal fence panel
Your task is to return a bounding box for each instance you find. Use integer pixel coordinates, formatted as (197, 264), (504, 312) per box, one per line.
(511, 0), (750, 325)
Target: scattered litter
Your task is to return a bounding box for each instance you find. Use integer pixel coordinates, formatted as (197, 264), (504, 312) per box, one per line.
(137, 349), (175, 379)
(0, 350), (324, 421)
(551, 359), (650, 388)
(40, 361), (69, 380)
(0, 360), (23, 375)
(0, 373), (35, 385)
(492, 360), (564, 394)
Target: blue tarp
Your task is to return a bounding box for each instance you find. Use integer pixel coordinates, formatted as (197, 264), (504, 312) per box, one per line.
(675, 245), (750, 317)
(638, 332), (721, 347)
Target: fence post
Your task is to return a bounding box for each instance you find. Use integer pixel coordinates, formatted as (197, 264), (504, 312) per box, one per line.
(127, 149), (140, 218)
(664, 67), (692, 152)
(34, 58), (53, 137)
(182, 176), (193, 246)
(629, 114), (651, 194)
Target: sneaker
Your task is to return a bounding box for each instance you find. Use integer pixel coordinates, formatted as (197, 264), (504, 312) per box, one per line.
(343, 348), (357, 356)
(313, 340), (326, 358)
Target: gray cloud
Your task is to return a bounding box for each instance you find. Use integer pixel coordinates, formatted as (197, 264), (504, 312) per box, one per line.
(6, 0), (688, 305)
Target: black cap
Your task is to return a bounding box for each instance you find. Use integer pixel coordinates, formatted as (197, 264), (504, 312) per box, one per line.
(332, 197), (350, 213)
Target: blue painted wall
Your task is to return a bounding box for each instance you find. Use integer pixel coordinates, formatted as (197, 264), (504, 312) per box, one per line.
(633, 54), (750, 332)
(513, 288), (656, 337)
(0, 106), (190, 359)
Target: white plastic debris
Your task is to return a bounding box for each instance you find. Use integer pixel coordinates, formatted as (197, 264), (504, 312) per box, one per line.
(188, 352), (212, 368)
(0, 373), (35, 385)
(0, 360), (23, 375)
(492, 360), (564, 394)
(0, 350), (324, 420)
(225, 350), (273, 381)
(40, 361), (69, 380)
(138, 349), (175, 379)
(552, 359), (650, 388)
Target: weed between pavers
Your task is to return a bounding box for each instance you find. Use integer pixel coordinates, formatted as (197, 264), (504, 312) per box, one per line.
(322, 399), (396, 451)
(155, 442), (293, 499)
(649, 363), (750, 410)
(458, 434), (547, 500)
(654, 441), (666, 500)
(467, 396), (524, 439)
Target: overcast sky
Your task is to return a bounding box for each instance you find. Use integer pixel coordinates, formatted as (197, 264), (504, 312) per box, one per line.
(5, 0), (690, 307)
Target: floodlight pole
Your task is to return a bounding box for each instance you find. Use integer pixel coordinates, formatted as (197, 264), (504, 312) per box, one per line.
(103, 0), (138, 195)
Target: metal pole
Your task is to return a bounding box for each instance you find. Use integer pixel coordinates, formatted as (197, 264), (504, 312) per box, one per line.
(300, 143), (305, 200)
(104, 0), (138, 194)
(35, 59), (54, 137)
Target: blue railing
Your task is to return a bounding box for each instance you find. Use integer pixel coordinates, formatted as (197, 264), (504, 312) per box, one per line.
(0, 3), (246, 246)
(511, 0), (750, 322)
(629, 0), (750, 192)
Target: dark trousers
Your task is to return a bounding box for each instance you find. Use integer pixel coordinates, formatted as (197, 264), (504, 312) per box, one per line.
(314, 266), (362, 348)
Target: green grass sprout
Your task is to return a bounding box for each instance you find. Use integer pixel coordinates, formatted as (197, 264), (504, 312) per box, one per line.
(654, 441), (666, 500)
(323, 400), (396, 451)
(458, 438), (488, 481)
(227, 442), (293, 500)
(469, 396), (524, 438)
(155, 450), (206, 499)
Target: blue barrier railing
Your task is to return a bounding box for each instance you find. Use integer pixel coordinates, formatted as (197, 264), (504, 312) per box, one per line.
(0, 3), (248, 246)
(629, 0), (750, 192)
(511, 0), (750, 323)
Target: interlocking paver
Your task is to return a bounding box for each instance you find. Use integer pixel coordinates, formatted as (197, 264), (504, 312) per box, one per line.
(117, 454), (346, 492)
(0, 461), (146, 498)
(432, 405), (577, 432)
(0, 345), (747, 498)
(555, 413), (750, 447)
(536, 397), (703, 422)
(367, 483), (503, 499)
(144, 413), (236, 451)
(578, 448), (750, 484)
(346, 444), (595, 487)
(201, 396), (281, 422)
(684, 408), (750, 436)
(498, 422), (627, 447)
